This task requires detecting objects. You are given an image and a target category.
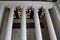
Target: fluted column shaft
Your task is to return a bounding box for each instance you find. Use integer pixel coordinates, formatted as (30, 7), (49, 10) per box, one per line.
(0, 6), (5, 29)
(21, 8), (27, 40)
(4, 7), (14, 40)
(44, 8), (57, 40)
(34, 8), (43, 40)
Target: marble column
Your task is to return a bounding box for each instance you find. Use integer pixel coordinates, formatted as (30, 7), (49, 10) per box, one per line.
(0, 6), (5, 29)
(4, 7), (14, 40)
(21, 8), (27, 40)
(53, 6), (60, 21)
(44, 8), (57, 40)
(34, 8), (43, 40)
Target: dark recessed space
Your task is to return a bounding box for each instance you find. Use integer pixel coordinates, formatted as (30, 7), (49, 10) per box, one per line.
(27, 23), (45, 28)
(14, 9), (19, 18)
(14, 7), (45, 19)
(38, 7), (45, 19)
(26, 8), (34, 19)
(14, 7), (34, 19)
(14, 7), (22, 19)
(27, 23), (35, 28)
(13, 23), (44, 29)
(40, 23), (44, 28)
(13, 23), (21, 29)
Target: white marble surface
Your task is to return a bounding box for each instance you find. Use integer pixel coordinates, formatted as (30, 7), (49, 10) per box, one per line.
(0, 1), (55, 9)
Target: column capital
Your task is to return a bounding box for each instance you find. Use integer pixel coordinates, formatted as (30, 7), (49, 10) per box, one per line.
(33, 8), (39, 12)
(22, 7), (27, 11)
